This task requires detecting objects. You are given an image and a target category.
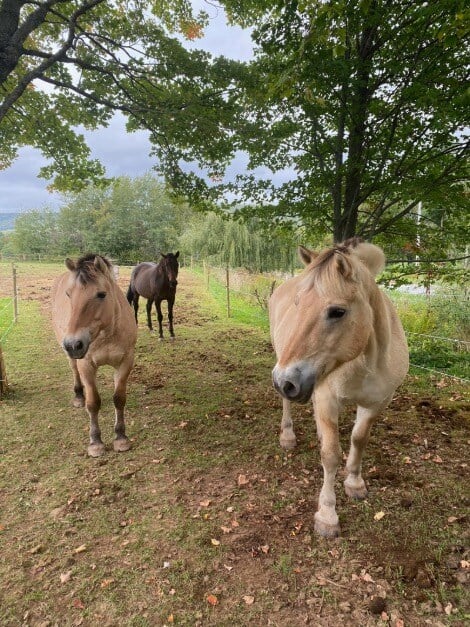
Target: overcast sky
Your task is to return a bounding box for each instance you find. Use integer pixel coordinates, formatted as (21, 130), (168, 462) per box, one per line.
(0, 2), (256, 213)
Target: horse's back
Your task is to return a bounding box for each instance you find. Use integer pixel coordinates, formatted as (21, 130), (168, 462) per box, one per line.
(131, 263), (157, 298)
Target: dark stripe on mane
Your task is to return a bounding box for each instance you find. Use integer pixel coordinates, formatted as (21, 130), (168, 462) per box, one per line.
(75, 254), (112, 284)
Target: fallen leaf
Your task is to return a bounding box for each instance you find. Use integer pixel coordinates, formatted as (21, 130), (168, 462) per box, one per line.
(167, 614), (174, 623)
(223, 564), (233, 571)
(207, 594), (218, 606)
(444, 603), (453, 615)
(243, 595), (255, 605)
(74, 544), (87, 554)
(60, 571), (72, 584)
(433, 455), (443, 464)
(29, 545), (43, 554)
(221, 526), (231, 534)
(211, 538), (220, 546)
(237, 474), (249, 486)
(100, 578), (115, 588)
(374, 511), (385, 521)
(447, 516), (458, 523)
(260, 545), (269, 554)
(72, 598), (85, 609)
(199, 499), (211, 507)
(460, 560), (469, 569)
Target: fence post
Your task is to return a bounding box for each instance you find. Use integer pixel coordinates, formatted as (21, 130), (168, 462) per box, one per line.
(0, 344), (7, 398)
(226, 266), (231, 318)
(12, 264), (18, 322)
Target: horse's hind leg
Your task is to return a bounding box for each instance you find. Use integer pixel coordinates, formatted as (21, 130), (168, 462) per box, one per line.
(78, 362), (105, 457)
(344, 399), (391, 500)
(146, 299), (154, 332)
(132, 294), (139, 325)
(69, 357), (85, 408)
(279, 398), (296, 449)
(112, 360), (133, 452)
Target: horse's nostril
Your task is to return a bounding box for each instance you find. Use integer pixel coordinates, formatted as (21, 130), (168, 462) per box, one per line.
(283, 380), (298, 398)
(75, 340), (83, 351)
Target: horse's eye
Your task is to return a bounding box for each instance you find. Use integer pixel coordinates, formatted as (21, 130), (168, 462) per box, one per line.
(97, 292), (106, 300)
(327, 307), (346, 320)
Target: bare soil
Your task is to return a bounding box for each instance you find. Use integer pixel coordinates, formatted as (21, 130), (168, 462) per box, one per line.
(0, 263), (468, 626)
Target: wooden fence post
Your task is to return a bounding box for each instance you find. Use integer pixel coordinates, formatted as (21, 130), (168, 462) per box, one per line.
(12, 264), (18, 322)
(0, 344), (7, 398)
(226, 266), (231, 318)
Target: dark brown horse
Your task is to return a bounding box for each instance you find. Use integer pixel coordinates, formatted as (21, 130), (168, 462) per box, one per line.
(126, 252), (179, 339)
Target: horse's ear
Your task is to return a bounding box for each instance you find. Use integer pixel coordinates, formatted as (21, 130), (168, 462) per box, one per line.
(94, 255), (110, 275)
(65, 258), (76, 272)
(335, 253), (354, 280)
(351, 242), (386, 277)
(298, 246), (318, 266)
(160, 252), (167, 259)
(175, 251), (180, 259)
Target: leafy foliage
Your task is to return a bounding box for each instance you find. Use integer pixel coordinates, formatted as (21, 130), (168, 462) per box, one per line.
(172, 1), (469, 247)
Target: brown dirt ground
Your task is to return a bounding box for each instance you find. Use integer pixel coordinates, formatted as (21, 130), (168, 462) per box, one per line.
(0, 263), (468, 626)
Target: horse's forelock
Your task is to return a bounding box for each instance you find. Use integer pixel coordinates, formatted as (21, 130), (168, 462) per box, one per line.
(73, 254), (113, 284)
(303, 245), (364, 297)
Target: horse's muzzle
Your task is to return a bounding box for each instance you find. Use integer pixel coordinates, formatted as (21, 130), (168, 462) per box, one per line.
(169, 280), (178, 288)
(63, 332), (90, 359)
(272, 362), (315, 404)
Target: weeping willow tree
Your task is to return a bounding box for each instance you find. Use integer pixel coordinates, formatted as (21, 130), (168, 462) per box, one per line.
(179, 212), (300, 272)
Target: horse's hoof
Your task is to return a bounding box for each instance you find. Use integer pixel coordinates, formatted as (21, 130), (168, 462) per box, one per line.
(158, 337), (164, 342)
(279, 435), (297, 450)
(73, 397), (85, 408)
(113, 437), (132, 452)
(314, 514), (341, 538)
(344, 480), (368, 500)
(88, 443), (105, 457)
(169, 336), (176, 341)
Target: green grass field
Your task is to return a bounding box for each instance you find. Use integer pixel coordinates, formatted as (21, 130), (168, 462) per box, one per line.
(0, 263), (468, 625)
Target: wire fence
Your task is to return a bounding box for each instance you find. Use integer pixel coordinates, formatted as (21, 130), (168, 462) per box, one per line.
(200, 263), (470, 386)
(0, 259), (468, 391)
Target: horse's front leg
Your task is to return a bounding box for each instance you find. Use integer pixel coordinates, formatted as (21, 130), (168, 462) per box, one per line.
(313, 392), (342, 538)
(279, 398), (296, 449)
(78, 362), (105, 457)
(112, 360), (133, 453)
(155, 300), (164, 340)
(146, 299), (154, 332)
(167, 294), (176, 339)
(344, 398), (391, 499)
(68, 357), (85, 407)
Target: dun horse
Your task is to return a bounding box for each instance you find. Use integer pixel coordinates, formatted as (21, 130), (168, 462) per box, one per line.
(269, 239), (408, 537)
(51, 254), (137, 457)
(126, 252), (179, 339)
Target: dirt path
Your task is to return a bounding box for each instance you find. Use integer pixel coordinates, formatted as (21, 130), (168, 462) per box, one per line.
(0, 264), (468, 626)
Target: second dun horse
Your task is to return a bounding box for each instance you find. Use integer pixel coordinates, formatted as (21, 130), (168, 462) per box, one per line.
(52, 254), (137, 457)
(269, 238), (409, 537)
(126, 252), (179, 339)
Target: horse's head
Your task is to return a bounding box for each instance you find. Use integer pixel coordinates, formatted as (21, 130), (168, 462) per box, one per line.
(271, 240), (385, 403)
(161, 251), (179, 289)
(61, 254), (116, 359)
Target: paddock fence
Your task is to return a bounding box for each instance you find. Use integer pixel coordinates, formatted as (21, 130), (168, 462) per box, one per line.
(0, 264), (19, 397)
(198, 263), (470, 387)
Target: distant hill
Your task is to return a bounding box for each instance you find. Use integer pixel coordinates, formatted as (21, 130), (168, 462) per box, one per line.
(0, 212), (19, 232)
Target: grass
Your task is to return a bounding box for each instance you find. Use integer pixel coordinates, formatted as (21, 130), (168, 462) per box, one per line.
(0, 263), (468, 625)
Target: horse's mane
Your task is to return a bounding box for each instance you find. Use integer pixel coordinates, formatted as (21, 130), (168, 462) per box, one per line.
(74, 254), (113, 284)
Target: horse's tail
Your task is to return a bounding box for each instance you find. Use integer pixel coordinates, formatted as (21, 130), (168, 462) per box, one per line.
(126, 282), (135, 304)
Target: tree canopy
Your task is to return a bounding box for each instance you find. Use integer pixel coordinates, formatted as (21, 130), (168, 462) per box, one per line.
(170, 0), (469, 245)
(0, 0), (243, 190)
(1, 0), (468, 251)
